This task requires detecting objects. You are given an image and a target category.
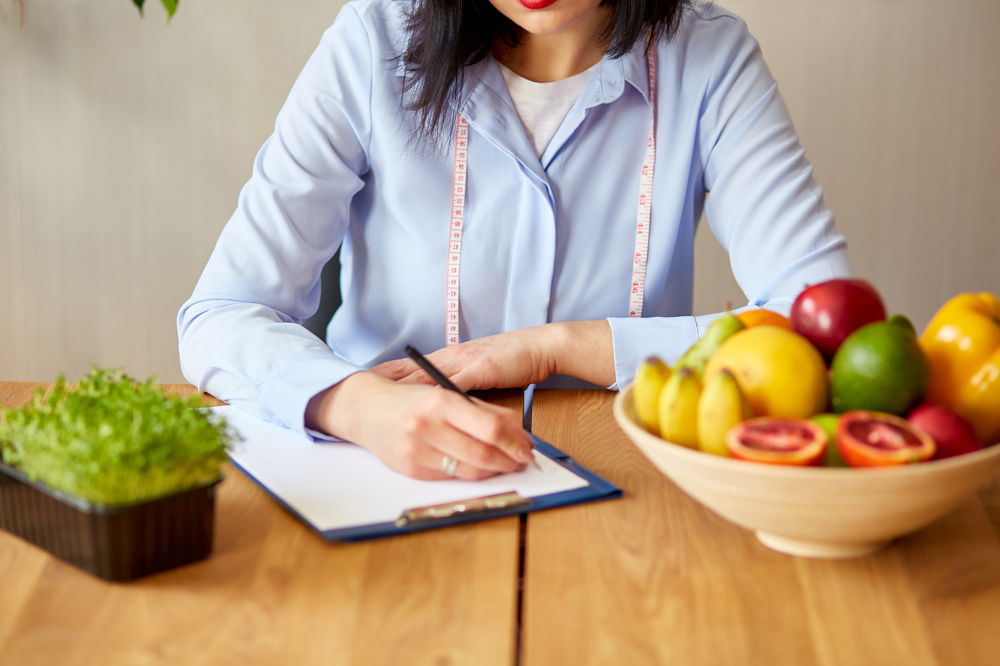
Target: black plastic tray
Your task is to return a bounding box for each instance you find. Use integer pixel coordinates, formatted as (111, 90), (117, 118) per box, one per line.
(0, 462), (220, 581)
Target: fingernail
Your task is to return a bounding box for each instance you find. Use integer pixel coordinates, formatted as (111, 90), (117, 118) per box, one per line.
(518, 448), (535, 463)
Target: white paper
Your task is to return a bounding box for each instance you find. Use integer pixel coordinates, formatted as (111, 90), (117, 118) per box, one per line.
(215, 406), (590, 533)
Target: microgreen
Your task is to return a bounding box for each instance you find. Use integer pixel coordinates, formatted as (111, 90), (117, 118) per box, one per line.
(0, 368), (233, 507)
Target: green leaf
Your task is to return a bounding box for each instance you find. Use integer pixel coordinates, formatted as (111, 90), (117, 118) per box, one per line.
(133, 0), (145, 17)
(161, 0), (178, 19)
(0, 367), (235, 506)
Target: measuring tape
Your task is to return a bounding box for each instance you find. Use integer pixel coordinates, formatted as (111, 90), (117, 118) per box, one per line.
(446, 47), (657, 346)
(629, 47), (657, 318)
(445, 116), (469, 346)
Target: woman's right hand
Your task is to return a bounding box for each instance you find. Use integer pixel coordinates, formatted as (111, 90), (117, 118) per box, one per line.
(305, 372), (535, 480)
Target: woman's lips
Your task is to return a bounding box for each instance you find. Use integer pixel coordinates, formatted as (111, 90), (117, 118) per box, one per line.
(517, 0), (558, 9)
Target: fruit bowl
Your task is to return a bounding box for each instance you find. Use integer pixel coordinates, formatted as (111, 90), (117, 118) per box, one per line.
(614, 385), (1000, 558)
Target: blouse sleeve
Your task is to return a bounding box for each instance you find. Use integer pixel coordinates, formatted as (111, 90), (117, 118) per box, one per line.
(176, 6), (374, 432)
(607, 12), (851, 389)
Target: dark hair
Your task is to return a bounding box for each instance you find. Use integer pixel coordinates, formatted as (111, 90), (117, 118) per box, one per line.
(401, 0), (690, 145)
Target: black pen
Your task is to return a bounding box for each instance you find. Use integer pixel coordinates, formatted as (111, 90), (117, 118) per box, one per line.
(404, 345), (542, 472)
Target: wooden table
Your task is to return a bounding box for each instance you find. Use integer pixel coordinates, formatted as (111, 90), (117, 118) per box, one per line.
(524, 390), (1000, 666)
(0, 383), (522, 666)
(3, 384), (1000, 665)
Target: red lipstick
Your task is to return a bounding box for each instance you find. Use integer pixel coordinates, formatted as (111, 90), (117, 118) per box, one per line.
(517, 0), (558, 9)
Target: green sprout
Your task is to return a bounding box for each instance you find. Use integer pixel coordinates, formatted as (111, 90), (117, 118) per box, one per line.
(0, 368), (233, 507)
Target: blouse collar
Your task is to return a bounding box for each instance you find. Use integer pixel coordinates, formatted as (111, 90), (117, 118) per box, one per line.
(393, 34), (656, 112)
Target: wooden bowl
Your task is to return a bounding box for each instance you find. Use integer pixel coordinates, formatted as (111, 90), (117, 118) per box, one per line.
(614, 385), (1000, 558)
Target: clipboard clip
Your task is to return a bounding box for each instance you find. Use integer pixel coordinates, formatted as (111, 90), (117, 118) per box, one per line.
(395, 491), (532, 527)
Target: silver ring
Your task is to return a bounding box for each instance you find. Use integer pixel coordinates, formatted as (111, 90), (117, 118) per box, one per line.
(440, 455), (459, 477)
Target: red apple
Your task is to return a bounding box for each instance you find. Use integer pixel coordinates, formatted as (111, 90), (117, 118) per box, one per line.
(907, 404), (982, 460)
(790, 279), (886, 360)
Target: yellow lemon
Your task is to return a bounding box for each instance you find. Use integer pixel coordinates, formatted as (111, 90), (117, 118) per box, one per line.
(704, 326), (828, 418)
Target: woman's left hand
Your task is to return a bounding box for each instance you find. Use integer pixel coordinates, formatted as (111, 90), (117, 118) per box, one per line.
(370, 320), (616, 391)
(372, 325), (556, 391)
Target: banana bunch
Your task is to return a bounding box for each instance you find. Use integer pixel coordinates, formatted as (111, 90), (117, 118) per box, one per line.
(632, 313), (752, 456)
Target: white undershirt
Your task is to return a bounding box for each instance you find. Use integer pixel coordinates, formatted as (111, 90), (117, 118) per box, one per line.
(498, 62), (598, 159)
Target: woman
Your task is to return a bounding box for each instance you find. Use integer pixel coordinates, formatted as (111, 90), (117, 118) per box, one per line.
(178, 0), (850, 481)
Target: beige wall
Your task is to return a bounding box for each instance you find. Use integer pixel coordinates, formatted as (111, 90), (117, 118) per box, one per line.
(701, 0), (1000, 319)
(0, 0), (347, 383)
(2, 0), (998, 384)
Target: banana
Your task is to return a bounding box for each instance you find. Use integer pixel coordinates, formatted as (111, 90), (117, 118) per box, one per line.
(658, 368), (702, 449)
(674, 312), (746, 377)
(697, 369), (752, 456)
(632, 357), (672, 433)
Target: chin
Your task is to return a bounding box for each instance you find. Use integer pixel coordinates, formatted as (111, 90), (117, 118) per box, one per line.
(514, 18), (574, 36)
(494, 0), (605, 36)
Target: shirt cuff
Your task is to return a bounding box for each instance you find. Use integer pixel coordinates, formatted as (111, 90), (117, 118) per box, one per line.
(257, 347), (364, 436)
(607, 316), (695, 391)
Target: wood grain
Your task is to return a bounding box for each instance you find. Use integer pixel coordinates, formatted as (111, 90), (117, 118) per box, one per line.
(523, 390), (816, 666)
(523, 389), (1000, 666)
(896, 494), (1000, 665)
(0, 384), (522, 666)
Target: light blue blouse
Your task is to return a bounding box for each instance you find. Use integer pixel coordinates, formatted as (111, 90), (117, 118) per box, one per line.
(178, 0), (851, 433)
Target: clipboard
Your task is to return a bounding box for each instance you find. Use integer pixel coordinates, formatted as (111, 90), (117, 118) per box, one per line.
(216, 407), (622, 542)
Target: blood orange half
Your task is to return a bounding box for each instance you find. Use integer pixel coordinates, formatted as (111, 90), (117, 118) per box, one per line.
(836, 411), (936, 467)
(726, 418), (828, 466)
